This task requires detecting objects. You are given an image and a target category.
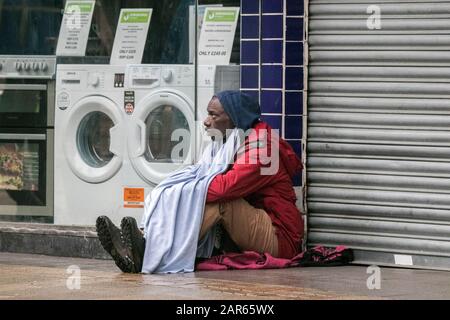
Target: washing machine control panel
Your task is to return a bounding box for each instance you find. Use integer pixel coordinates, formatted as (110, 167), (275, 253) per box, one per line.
(126, 64), (195, 89)
(57, 70), (113, 90)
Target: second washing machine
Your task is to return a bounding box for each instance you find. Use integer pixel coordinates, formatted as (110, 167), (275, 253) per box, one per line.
(125, 64), (196, 186)
(126, 64), (241, 184)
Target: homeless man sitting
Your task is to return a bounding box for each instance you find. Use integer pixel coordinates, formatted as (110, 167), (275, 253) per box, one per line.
(96, 90), (304, 274)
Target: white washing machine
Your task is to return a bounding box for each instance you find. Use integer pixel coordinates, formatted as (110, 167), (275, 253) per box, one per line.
(55, 64), (239, 226)
(125, 64), (241, 185)
(54, 64), (147, 226)
(197, 64), (241, 122)
(126, 64), (241, 180)
(125, 64), (196, 186)
(197, 64), (241, 147)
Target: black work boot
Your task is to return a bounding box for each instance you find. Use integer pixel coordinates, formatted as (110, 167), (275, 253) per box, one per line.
(121, 216), (146, 273)
(96, 216), (135, 273)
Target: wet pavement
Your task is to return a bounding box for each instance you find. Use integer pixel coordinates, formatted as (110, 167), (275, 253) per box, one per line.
(0, 252), (449, 300)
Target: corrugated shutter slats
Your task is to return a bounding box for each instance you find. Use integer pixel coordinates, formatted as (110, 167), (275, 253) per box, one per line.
(307, 0), (450, 269)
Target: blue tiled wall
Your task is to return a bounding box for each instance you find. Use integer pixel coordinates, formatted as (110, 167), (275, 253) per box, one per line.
(241, 65), (259, 88)
(260, 90), (282, 113)
(262, 0), (283, 13)
(241, 0), (306, 186)
(242, 0), (259, 14)
(261, 40), (283, 63)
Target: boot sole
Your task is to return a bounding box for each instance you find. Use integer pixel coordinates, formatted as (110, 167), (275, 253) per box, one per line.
(121, 217), (144, 273)
(96, 216), (135, 273)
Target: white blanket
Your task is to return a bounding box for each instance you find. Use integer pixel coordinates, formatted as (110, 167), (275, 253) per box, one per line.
(140, 129), (241, 273)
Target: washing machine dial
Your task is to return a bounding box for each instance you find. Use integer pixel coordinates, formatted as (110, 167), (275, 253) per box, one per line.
(163, 69), (173, 83)
(88, 73), (100, 87)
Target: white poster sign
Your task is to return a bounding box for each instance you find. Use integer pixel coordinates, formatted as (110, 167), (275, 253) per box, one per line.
(110, 9), (152, 65)
(56, 1), (95, 56)
(189, 4), (223, 63)
(197, 7), (240, 65)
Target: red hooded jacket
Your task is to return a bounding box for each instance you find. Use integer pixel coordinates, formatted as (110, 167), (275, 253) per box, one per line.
(206, 121), (304, 258)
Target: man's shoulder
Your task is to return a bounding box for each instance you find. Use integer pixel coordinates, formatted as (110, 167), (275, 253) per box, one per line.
(234, 122), (272, 158)
(246, 121), (271, 140)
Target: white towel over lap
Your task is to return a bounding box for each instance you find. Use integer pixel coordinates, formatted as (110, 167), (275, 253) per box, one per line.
(140, 129), (242, 274)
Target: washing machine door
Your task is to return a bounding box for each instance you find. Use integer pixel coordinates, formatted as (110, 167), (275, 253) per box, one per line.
(64, 95), (124, 183)
(128, 90), (194, 185)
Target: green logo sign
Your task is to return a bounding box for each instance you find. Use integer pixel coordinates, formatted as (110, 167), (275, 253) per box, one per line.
(205, 9), (237, 22)
(121, 11), (150, 23)
(66, 2), (94, 13)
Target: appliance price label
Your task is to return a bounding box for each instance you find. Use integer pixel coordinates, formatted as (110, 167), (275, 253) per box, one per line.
(56, 0), (95, 56)
(197, 7), (240, 65)
(110, 9), (153, 65)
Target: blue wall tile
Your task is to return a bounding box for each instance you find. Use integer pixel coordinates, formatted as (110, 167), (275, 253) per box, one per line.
(261, 115), (282, 131)
(261, 65), (283, 88)
(286, 42), (304, 65)
(242, 0), (260, 14)
(241, 90), (260, 103)
(286, 18), (304, 41)
(261, 15), (283, 39)
(286, 0), (305, 16)
(262, 0), (283, 13)
(292, 173), (302, 187)
(285, 67), (303, 90)
(261, 40), (283, 64)
(241, 41), (259, 64)
(285, 92), (303, 115)
(241, 16), (260, 39)
(287, 140), (302, 157)
(285, 116), (303, 139)
(261, 90), (282, 113)
(241, 66), (259, 89)
(286, 140), (302, 186)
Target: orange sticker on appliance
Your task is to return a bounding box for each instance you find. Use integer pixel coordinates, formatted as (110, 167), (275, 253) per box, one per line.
(124, 188), (144, 208)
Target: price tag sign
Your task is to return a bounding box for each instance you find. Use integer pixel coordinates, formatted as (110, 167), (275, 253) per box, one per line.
(188, 4), (223, 63)
(110, 9), (152, 65)
(197, 7), (240, 65)
(56, 1), (95, 56)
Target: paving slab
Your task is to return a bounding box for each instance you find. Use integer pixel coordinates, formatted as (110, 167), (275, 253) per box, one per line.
(0, 252), (448, 300)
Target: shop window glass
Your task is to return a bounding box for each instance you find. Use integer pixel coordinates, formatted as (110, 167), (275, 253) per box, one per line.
(0, 0), (63, 55)
(81, 0), (195, 64)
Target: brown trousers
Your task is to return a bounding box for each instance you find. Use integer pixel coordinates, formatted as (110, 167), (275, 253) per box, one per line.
(199, 198), (279, 257)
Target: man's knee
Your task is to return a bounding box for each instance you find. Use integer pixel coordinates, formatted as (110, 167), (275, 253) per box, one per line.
(199, 203), (221, 240)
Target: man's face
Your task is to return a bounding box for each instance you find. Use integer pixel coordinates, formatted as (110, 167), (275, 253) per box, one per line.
(203, 97), (234, 137)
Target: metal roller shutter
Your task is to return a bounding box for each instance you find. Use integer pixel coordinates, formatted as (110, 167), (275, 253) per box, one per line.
(307, 0), (450, 270)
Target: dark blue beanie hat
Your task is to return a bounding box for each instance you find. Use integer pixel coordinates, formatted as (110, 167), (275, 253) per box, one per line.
(214, 90), (261, 131)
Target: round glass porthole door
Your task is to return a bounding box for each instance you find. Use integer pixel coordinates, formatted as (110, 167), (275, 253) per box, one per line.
(77, 111), (114, 167)
(64, 95), (124, 183)
(145, 105), (190, 163)
(128, 91), (194, 185)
